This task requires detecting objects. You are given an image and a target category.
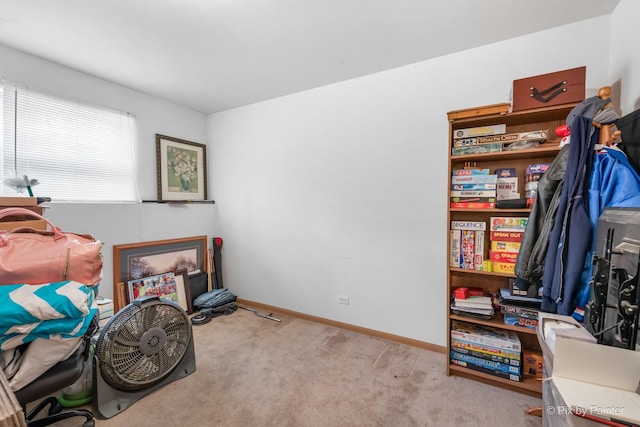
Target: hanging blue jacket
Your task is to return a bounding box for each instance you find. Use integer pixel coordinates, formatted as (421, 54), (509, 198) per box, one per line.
(542, 116), (596, 314)
(572, 146), (640, 317)
(589, 147), (640, 228)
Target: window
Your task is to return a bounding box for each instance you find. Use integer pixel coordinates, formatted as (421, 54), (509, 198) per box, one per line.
(1, 83), (138, 202)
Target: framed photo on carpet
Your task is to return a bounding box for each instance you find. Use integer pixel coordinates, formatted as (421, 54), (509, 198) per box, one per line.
(127, 271), (179, 304)
(156, 134), (208, 201)
(114, 236), (208, 305)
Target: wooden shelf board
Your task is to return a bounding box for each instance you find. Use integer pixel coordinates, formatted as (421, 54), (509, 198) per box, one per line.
(450, 144), (562, 162)
(449, 267), (514, 278)
(448, 103), (577, 127)
(450, 208), (531, 213)
(449, 364), (542, 396)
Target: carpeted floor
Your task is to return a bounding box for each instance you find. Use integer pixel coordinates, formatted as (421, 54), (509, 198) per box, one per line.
(35, 307), (543, 426)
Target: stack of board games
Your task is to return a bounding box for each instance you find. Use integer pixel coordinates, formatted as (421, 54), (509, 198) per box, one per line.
(488, 217), (527, 274)
(450, 168), (497, 209)
(451, 127), (548, 157)
(450, 320), (522, 382)
(499, 285), (541, 330)
(451, 124), (506, 156)
(524, 163), (550, 208)
(500, 298), (539, 330)
(450, 220), (485, 270)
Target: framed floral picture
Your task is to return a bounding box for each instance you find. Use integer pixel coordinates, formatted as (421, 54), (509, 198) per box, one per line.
(156, 134), (207, 201)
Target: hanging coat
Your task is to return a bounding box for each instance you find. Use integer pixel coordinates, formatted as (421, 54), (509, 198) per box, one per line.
(572, 146), (640, 316)
(542, 116), (597, 314)
(515, 146), (568, 286)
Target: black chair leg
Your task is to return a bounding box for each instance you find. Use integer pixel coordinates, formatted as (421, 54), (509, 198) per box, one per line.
(28, 408), (94, 427)
(25, 396), (59, 421)
(24, 396), (94, 427)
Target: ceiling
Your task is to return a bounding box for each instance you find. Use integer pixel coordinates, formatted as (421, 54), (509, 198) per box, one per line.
(0, 0), (619, 114)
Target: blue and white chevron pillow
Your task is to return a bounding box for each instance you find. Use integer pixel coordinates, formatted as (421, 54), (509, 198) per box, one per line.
(0, 281), (97, 351)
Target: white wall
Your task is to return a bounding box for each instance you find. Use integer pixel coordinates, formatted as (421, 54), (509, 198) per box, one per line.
(207, 16), (613, 346)
(610, 0), (640, 114)
(0, 46), (216, 299)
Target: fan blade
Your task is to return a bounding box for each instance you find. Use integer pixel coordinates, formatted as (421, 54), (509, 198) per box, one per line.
(143, 304), (160, 330)
(122, 354), (152, 378)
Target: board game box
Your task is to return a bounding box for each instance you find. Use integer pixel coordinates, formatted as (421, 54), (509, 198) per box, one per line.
(500, 304), (539, 320)
(503, 314), (538, 330)
(489, 231), (524, 242)
(450, 351), (521, 375)
(452, 142), (503, 156)
(453, 124), (506, 139)
(450, 338), (521, 364)
(451, 320), (521, 352)
(451, 183), (497, 191)
(452, 168), (490, 176)
(450, 229), (462, 268)
(489, 251), (519, 263)
(489, 217), (528, 232)
(451, 174), (498, 185)
(450, 351), (521, 382)
(450, 202), (496, 209)
(451, 221), (486, 231)
(491, 241), (521, 252)
(450, 358), (521, 382)
(522, 349), (544, 377)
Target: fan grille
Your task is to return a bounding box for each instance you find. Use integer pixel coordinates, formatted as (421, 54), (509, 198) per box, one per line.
(96, 299), (192, 391)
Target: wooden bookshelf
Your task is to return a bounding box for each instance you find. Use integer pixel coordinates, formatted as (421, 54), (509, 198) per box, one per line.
(446, 102), (577, 397)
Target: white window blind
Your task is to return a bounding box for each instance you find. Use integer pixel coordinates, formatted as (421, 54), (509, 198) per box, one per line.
(1, 83), (138, 202)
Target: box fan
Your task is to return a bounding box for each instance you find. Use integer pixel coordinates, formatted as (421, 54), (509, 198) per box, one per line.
(93, 296), (196, 418)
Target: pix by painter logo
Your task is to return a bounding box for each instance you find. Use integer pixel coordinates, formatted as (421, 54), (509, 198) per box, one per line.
(545, 405), (625, 417)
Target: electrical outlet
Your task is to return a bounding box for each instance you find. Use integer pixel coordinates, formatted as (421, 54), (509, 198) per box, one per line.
(338, 295), (349, 305)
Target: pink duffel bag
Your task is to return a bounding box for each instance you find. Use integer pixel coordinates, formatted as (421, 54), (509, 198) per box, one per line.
(0, 207), (102, 286)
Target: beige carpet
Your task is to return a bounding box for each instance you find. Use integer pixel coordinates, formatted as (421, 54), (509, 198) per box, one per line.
(36, 307), (542, 426)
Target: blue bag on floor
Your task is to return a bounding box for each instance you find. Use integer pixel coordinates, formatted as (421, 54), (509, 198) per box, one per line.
(193, 288), (236, 310)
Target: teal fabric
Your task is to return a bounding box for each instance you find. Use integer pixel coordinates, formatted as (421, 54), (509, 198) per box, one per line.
(0, 281), (94, 328)
(0, 281), (97, 351)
